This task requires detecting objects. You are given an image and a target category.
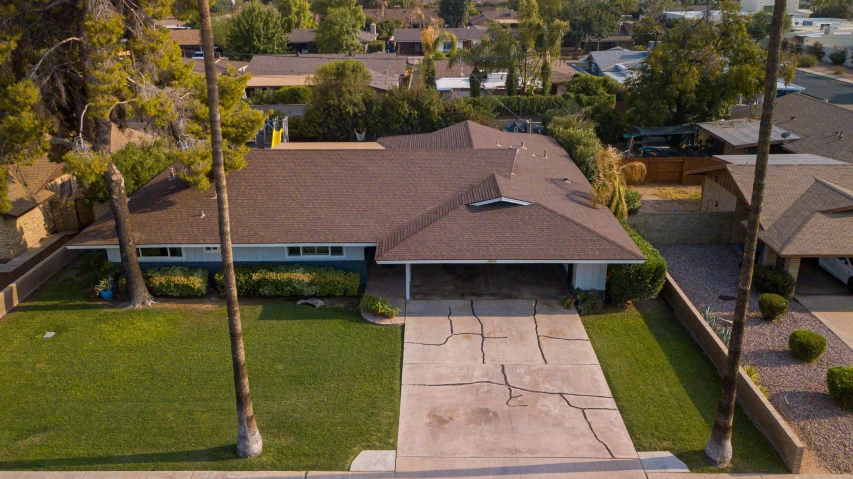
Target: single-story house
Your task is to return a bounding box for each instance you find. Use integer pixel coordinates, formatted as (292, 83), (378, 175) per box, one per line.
(244, 53), (408, 93)
(68, 121), (645, 298)
(429, 58), (575, 96)
(568, 22), (634, 53)
(691, 153), (853, 290)
(169, 29), (203, 58)
(189, 58), (248, 75)
(468, 8), (518, 28)
(287, 27), (379, 54)
(584, 47), (648, 84)
(393, 27), (487, 55)
(730, 93), (853, 164)
(696, 118), (801, 155)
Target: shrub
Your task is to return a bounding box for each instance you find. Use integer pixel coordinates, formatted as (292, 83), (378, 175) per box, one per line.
(834, 66), (845, 75)
(829, 47), (849, 66)
(744, 364), (770, 398)
(249, 85), (312, 105)
(463, 95), (571, 116)
(828, 367), (853, 411)
(805, 41), (825, 59)
(606, 223), (668, 305)
(360, 295), (400, 318)
(215, 265), (360, 297)
(145, 267), (208, 297)
(367, 40), (385, 53)
(758, 293), (789, 321)
(575, 289), (603, 315)
(561, 296), (575, 310)
(94, 276), (115, 295)
(626, 189), (643, 215)
(798, 53), (818, 67)
(789, 330), (827, 362)
(702, 305), (731, 346)
(752, 264), (795, 298)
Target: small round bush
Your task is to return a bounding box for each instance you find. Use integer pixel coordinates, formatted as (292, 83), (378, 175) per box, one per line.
(789, 330), (827, 362)
(626, 189), (643, 216)
(798, 53), (818, 67)
(759, 293), (788, 321)
(827, 366), (853, 411)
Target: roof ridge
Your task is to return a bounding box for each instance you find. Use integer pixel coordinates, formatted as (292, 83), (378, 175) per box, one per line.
(376, 175), (502, 256)
(815, 177), (853, 203)
(535, 202), (645, 261)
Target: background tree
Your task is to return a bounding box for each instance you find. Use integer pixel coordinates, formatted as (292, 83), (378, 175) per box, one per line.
(631, 15), (663, 48)
(78, 142), (174, 202)
(212, 16), (235, 48)
(196, 0), (263, 458)
(562, 0), (622, 59)
(299, 59), (375, 140)
(705, 0), (789, 467)
(315, 6), (366, 53)
(420, 26), (458, 58)
(747, 10), (791, 40)
(311, 0), (358, 16)
(812, 0), (853, 19)
(439, 0), (472, 27)
(565, 75), (626, 143)
(626, 3), (769, 126)
(421, 56), (437, 88)
(226, 2), (290, 61)
(277, 0), (318, 32)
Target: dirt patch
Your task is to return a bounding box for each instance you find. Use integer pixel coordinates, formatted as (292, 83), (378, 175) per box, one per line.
(633, 184), (702, 213)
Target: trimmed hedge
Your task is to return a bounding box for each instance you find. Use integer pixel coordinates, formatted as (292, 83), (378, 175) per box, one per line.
(758, 293), (788, 321)
(827, 366), (853, 411)
(789, 329), (827, 362)
(215, 265), (360, 297)
(462, 95), (571, 116)
(753, 264), (795, 298)
(605, 222), (668, 305)
(144, 267), (209, 297)
(360, 295), (400, 318)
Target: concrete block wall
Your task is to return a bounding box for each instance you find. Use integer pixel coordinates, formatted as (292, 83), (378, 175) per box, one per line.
(0, 246), (82, 321)
(661, 274), (805, 473)
(627, 211), (735, 245)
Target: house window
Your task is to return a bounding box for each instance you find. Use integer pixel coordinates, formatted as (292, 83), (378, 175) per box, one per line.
(137, 247), (183, 258)
(287, 246), (344, 257)
(443, 41), (453, 51)
(204, 246), (219, 252)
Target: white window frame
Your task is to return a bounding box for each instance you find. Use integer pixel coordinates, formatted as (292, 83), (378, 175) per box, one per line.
(203, 246), (220, 253)
(286, 245), (345, 258)
(136, 246), (184, 260)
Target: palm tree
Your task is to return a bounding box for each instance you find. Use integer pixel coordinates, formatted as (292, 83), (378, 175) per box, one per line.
(421, 25), (457, 58)
(704, 0), (789, 468)
(196, 0), (263, 459)
(590, 146), (646, 221)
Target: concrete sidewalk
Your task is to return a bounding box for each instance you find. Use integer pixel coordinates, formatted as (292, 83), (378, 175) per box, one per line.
(1, 471), (852, 478)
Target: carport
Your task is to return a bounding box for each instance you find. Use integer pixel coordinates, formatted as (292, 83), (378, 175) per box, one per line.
(407, 263), (571, 300)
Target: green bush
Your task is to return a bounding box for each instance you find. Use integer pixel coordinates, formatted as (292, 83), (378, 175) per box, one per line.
(606, 223), (668, 305)
(560, 296), (575, 310)
(798, 53), (818, 67)
(789, 330), (827, 362)
(744, 364), (770, 398)
(367, 40), (385, 53)
(249, 85), (313, 105)
(463, 95), (571, 116)
(145, 267), (209, 297)
(215, 265), (360, 297)
(575, 289), (603, 315)
(360, 295), (400, 318)
(828, 366), (853, 411)
(753, 264), (795, 298)
(829, 47), (849, 66)
(805, 41), (825, 59)
(758, 293), (788, 321)
(626, 189), (642, 215)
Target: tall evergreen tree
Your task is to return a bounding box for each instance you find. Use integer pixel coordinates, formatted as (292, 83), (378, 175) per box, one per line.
(315, 6), (365, 53)
(438, 0), (471, 27)
(226, 2), (290, 60)
(277, 0), (318, 32)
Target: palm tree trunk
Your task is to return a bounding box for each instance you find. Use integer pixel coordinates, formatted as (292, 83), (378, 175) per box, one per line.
(196, 0), (262, 458)
(704, 0), (787, 467)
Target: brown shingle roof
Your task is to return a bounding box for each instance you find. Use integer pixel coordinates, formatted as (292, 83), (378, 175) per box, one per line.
(726, 163), (853, 256)
(71, 121), (643, 263)
(287, 28), (377, 44)
(393, 27), (487, 43)
(247, 54), (408, 76)
(6, 158), (64, 218)
(362, 7), (439, 23)
(697, 118), (800, 148)
(732, 93), (853, 164)
(168, 29), (201, 46)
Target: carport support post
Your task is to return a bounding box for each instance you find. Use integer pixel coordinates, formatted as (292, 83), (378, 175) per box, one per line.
(405, 263), (411, 300)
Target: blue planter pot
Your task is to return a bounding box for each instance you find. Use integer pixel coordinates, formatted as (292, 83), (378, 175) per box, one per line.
(99, 290), (114, 300)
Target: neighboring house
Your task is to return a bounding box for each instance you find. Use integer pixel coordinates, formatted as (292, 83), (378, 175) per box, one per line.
(244, 53), (409, 93)
(691, 154), (853, 290)
(190, 58), (249, 75)
(741, 0), (799, 14)
(287, 26), (379, 54)
(729, 93), (853, 163)
(584, 47), (648, 84)
(429, 58), (576, 96)
(362, 7), (439, 28)
(68, 121), (645, 298)
(696, 118), (800, 155)
(469, 8), (518, 28)
(169, 29), (203, 58)
(569, 22), (634, 53)
(794, 28), (853, 66)
(0, 160), (69, 261)
(393, 27), (487, 55)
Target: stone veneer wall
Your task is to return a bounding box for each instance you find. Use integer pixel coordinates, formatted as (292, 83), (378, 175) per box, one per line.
(627, 211), (734, 245)
(0, 203), (56, 261)
(661, 274), (805, 473)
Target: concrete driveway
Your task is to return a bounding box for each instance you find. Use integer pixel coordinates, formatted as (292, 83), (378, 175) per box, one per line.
(396, 299), (643, 478)
(797, 295), (853, 351)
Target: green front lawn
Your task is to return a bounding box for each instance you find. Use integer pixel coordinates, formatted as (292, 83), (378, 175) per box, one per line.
(0, 263), (402, 471)
(582, 299), (787, 474)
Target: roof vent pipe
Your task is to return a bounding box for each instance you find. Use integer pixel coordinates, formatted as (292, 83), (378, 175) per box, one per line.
(543, 149), (548, 158)
(521, 141), (525, 149)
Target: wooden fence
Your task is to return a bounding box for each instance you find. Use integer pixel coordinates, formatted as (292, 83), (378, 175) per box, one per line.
(624, 156), (722, 185)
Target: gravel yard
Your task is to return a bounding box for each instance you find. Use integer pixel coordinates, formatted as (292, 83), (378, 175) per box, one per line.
(659, 244), (853, 473)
